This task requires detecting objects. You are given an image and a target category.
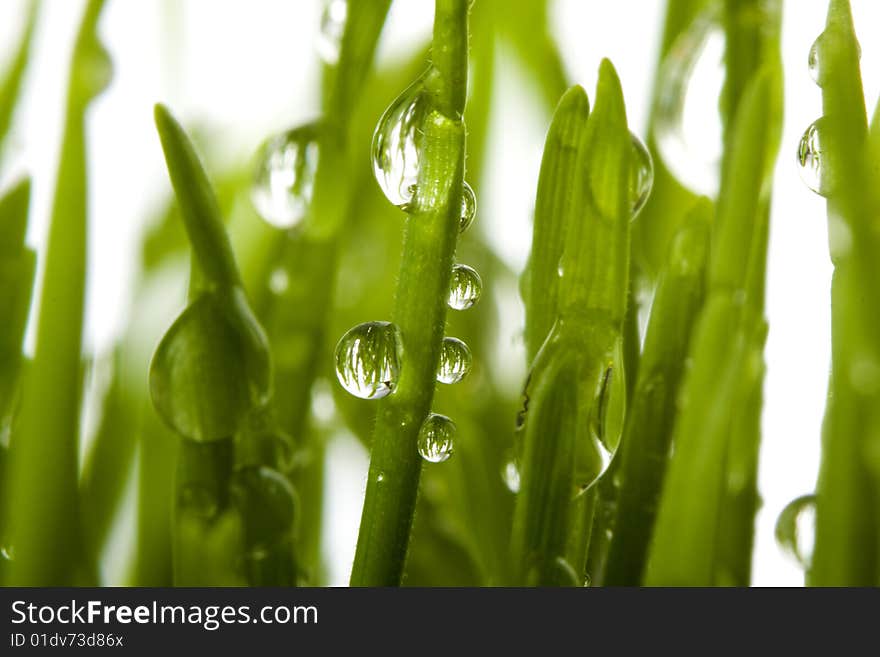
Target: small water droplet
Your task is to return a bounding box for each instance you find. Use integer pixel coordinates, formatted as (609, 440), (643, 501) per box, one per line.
(775, 494), (816, 570)
(179, 484), (220, 519)
(797, 118), (830, 196)
(629, 133), (654, 215)
(556, 255), (565, 278)
(459, 182), (477, 232)
(251, 123), (320, 229)
(372, 72), (431, 210)
(1, 544), (15, 561)
(654, 7), (724, 195)
(436, 337), (472, 384)
(448, 264), (483, 310)
(269, 268), (289, 295)
(417, 413), (456, 463)
(502, 458), (521, 493)
(376, 472), (385, 483)
(316, 0), (347, 65)
(334, 321), (403, 399)
(809, 32), (861, 86)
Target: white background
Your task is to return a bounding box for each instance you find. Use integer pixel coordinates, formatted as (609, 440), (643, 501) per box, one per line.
(0, 0), (878, 586)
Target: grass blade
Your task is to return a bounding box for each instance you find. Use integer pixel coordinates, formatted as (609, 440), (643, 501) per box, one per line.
(0, 0), (37, 156)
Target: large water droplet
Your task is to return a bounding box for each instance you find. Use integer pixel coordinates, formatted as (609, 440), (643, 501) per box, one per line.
(335, 321), (403, 399)
(316, 0), (347, 65)
(251, 123), (320, 229)
(436, 337), (472, 384)
(629, 133), (654, 215)
(417, 413), (455, 463)
(654, 8), (724, 195)
(459, 182), (477, 232)
(371, 73), (431, 210)
(775, 494), (816, 570)
(448, 264), (483, 310)
(796, 118), (830, 196)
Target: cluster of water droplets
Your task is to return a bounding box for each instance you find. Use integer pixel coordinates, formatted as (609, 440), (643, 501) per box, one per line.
(316, 0), (347, 65)
(775, 494), (816, 571)
(654, 6), (725, 196)
(251, 123), (321, 230)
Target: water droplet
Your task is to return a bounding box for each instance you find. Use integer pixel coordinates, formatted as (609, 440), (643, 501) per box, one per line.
(371, 72), (431, 210)
(179, 484), (220, 519)
(436, 337), (472, 384)
(376, 472), (385, 483)
(1, 544), (15, 561)
(251, 123), (320, 229)
(629, 133), (654, 215)
(335, 321), (403, 399)
(459, 182), (477, 232)
(502, 458), (521, 493)
(232, 466), (297, 541)
(417, 413), (456, 463)
(316, 0), (347, 64)
(556, 255), (565, 278)
(775, 494), (816, 570)
(797, 118), (830, 196)
(448, 264), (483, 310)
(809, 32), (861, 86)
(654, 7), (724, 195)
(269, 268), (289, 295)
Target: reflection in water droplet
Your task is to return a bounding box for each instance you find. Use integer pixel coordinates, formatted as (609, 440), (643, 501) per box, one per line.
(334, 321), (403, 399)
(251, 123), (320, 229)
(316, 0), (347, 64)
(629, 133), (654, 215)
(796, 118), (830, 196)
(502, 459), (521, 493)
(417, 413), (456, 463)
(654, 8), (724, 195)
(179, 484), (220, 519)
(269, 268), (289, 295)
(448, 264), (483, 310)
(775, 494), (816, 570)
(372, 72), (431, 210)
(436, 337), (472, 384)
(459, 182), (477, 232)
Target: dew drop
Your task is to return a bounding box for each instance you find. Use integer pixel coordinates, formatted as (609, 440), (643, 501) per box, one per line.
(654, 7), (724, 195)
(796, 118), (830, 196)
(316, 0), (347, 65)
(502, 458), (521, 493)
(251, 123), (320, 229)
(629, 133), (654, 216)
(459, 182), (477, 232)
(809, 32), (861, 86)
(232, 466), (297, 541)
(269, 268), (289, 295)
(179, 484), (220, 520)
(417, 413), (456, 463)
(1, 543), (15, 561)
(436, 337), (472, 384)
(334, 321), (403, 399)
(376, 472), (385, 483)
(448, 264), (483, 310)
(371, 72), (431, 210)
(775, 494), (816, 570)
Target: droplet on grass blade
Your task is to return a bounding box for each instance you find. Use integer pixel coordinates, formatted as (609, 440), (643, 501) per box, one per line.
(232, 466), (297, 542)
(269, 268), (289, 295)
(796, 118), (830, 196)
(654, 7), (724, 196)
(775, 494), (816, 570)
(629, 134), (654, 216)
(316, 0), (347, 65)
(371, 72), (432, 210)
(448, 264), (482, 310)
(459, 182), (477, 232)
(502, 458), (521, 493)
(808, 32), (861, 86)
(334, 321), (403, 399)
(251, 123), (320, 229)
(436, 337), (472, 384)
(417, 413), (456, 463)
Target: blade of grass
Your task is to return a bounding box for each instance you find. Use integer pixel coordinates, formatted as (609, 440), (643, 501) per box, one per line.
(5, 0), (109, 586)
(810, 0), (880, 586)
(349, 0), (469, 587)
(0, 0), (37, 157)
(604, 197), (711, 585)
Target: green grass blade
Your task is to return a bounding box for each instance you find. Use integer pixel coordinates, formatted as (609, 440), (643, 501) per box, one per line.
(604, 198), (711, 585)
(810, 0), (880, 586)
(0, 0), (37, 156)
(349, 0), (469, 587)
(524, 85), (590, 362)
(5, 0), (108, 586)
